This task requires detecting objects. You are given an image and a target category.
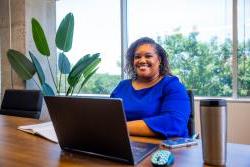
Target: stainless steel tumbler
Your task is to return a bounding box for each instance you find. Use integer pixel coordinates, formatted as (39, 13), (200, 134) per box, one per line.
(200, 99), (227, 166)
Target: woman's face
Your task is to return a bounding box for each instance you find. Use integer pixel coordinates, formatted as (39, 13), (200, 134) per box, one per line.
(133, 44), (161, 80)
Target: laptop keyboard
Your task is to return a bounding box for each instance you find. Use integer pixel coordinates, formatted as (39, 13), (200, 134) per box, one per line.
(131, 141), (155, 158)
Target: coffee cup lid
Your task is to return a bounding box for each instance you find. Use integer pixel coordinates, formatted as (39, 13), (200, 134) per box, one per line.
(200, 99), (227, 107)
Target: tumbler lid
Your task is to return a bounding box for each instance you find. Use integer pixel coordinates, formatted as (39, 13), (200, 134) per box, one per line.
(200, 99), (227, 107)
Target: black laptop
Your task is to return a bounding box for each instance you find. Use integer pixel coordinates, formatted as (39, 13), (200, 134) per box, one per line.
(44, 96), (158, 165)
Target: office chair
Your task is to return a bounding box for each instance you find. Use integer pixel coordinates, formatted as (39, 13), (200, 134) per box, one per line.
(187, 90), (195, 137)
(0, 89), (43, 119)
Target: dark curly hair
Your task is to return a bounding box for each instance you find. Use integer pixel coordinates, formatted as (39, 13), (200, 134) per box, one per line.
(125, 37), (172, 79)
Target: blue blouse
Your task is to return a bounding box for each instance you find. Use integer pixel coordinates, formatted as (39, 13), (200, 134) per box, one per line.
(110, 75), (190, 138)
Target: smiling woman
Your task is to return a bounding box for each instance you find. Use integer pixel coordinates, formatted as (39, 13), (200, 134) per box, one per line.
(111, 37), (191, 138)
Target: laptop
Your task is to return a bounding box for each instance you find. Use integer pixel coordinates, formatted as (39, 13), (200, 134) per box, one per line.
(44, 96), (158, 165)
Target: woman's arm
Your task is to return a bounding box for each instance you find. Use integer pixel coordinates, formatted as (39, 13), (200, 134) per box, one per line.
(127, 120), (158, 137)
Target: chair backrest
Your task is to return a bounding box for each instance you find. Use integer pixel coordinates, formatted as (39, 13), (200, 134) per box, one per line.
(0, 89), (43, 119)
(187, 90), (195, 137)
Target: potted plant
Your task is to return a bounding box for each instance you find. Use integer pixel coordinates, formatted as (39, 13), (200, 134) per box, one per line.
(7, 13), (101, 96)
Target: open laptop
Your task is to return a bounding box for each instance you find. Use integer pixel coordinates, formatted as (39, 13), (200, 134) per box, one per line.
(44, 96), (158, 165)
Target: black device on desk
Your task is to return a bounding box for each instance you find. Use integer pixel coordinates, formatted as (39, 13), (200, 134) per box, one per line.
(45, 96), (158, 165)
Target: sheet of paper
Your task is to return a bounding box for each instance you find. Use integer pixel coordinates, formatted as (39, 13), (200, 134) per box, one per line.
(18, 122), (58, 143)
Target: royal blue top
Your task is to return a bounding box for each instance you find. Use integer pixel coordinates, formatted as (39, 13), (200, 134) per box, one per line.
(110, 75), (190, 138)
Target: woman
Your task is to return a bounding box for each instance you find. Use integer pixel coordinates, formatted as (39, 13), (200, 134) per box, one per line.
(111, 37), (190, 138)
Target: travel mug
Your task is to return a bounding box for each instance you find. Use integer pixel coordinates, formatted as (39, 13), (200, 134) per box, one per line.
(200, 99), (227, 166)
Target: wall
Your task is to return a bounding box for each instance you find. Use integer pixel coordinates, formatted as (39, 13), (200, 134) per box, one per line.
(0, 0), (26, 96)
(0, 0), (56, 121)
(194, 99), (250, 145)
(0, 0), (56, 96)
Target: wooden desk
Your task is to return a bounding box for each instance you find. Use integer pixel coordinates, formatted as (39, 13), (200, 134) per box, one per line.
(0, 115), (249, 167)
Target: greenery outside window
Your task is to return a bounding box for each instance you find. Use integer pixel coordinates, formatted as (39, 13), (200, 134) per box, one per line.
(238, 0), (250, 97)
(128, 0), (233, 97)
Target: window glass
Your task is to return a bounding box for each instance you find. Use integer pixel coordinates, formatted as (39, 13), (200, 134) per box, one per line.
(56, 0), (121, 94)
(238, 0), (250, 97)
(128, 0), (233, 96)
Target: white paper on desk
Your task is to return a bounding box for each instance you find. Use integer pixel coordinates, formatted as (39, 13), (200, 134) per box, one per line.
(17, 122), (58, 143)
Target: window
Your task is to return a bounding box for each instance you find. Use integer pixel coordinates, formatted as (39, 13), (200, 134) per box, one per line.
(56, 0), (121, 94)
(57, 0), (250, 98)
(238, 0), (250, 97)
(128, 0), (233, 97)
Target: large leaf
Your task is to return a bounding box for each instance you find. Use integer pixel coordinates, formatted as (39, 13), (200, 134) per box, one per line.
(7, 49), (36, 80)
(67, 53), (101, 95)
(67, 53), (100, 87)
(41, 83), (55, 96)
(56, 13), (74, 52)
(77, 67), (99, 94)
(82, 53), (101, 77)
(58, 52), (71, 74)
(67, 54), (90, 86)
(69, 53), (100, 78)
(29, 51), (45, 84)
(32, 18), (50, 56)
(69, 54), (90, 77)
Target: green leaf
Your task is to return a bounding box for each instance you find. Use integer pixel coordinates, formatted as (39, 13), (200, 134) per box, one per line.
(58, 52), (71, 74)
(29, 51), (45, 84)
(41, 83), (55, 96)
(32, 18), (50, 56)
(67, 53), (101, 95)
(68, 53), (101, 87)
(56, 13), (74, 52)
(82, 54), (101, 77)
(67, 54), (90, 86)
(7, 49), (36, 80)
(69, 54), (90, 76)
(77, 67), (99, 94)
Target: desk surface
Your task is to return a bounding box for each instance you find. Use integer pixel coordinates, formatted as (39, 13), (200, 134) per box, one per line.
(0, 115), (249, 167)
